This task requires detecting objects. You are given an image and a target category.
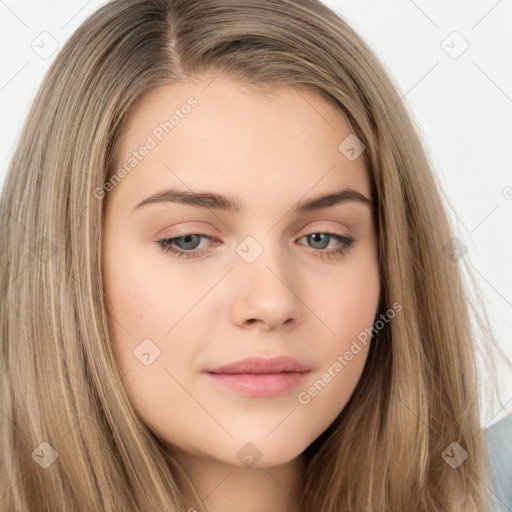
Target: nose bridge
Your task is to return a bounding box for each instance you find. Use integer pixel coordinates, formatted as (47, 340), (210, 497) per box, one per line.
(229, 231), (300, 328)
(235, 231), (290, 283)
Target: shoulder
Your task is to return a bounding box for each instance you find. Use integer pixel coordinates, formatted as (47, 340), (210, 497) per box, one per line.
(484, 412), (512, 511)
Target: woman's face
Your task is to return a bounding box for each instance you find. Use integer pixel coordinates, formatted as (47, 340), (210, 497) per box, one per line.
(103, 77), (380, 468)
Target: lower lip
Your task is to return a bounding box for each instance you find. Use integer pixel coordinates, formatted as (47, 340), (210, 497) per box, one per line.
(205, 371), (310, 397)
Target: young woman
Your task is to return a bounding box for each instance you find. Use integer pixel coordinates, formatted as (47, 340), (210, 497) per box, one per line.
(0, 0), (505, 510)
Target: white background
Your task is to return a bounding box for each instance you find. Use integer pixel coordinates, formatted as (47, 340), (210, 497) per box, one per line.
(1, 0), (511, 427)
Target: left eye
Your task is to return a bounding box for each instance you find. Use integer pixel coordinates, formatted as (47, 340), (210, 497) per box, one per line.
(157, 231), (355, 260)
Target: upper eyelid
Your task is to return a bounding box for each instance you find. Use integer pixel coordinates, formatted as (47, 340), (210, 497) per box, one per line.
(163, 222), (351, 238)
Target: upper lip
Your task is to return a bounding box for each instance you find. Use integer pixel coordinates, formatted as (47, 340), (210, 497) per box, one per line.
(206, 356), (310, 374)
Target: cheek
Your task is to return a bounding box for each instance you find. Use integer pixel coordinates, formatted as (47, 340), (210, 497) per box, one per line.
(103, 240), (219, 406)
(104, 241), (212, 342)
(103, 246), (206, 432)
(296, 249), (379, 412)
(294, 277), (378, 432)
(307, 248), (380, 348)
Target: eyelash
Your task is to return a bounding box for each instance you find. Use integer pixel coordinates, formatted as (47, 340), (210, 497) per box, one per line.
(156, 230), (355, 260)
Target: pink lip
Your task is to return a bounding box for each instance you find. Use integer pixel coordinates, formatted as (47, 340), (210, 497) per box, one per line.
(204, 356), (311, 397)
(207, 356), (310, 374)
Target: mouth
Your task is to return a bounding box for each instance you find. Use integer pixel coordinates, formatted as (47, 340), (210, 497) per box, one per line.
(204, 356), (311, 397)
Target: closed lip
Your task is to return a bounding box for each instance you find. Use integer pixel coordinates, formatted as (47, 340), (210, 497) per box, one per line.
(205, 356), (310, 374)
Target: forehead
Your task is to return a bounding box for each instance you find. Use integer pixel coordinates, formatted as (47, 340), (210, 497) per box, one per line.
(108, 78), (371, 212)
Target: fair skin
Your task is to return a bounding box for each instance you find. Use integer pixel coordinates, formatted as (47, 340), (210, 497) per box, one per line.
(103, 76), (380, 512)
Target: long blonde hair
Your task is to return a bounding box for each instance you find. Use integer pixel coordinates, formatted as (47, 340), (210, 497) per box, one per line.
(0, 0), (503, 510)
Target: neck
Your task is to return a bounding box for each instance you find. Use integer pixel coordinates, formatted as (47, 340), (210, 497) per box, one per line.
(172, 448), (305, 512)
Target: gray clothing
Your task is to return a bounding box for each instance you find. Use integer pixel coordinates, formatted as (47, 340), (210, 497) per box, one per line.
(485, 413), (512, 511)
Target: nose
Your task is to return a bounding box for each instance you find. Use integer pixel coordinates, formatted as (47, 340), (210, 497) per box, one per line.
(228, 242), (301, 331)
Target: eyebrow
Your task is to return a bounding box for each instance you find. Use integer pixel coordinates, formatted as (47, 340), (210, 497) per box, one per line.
(130, 187), (375, 214)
